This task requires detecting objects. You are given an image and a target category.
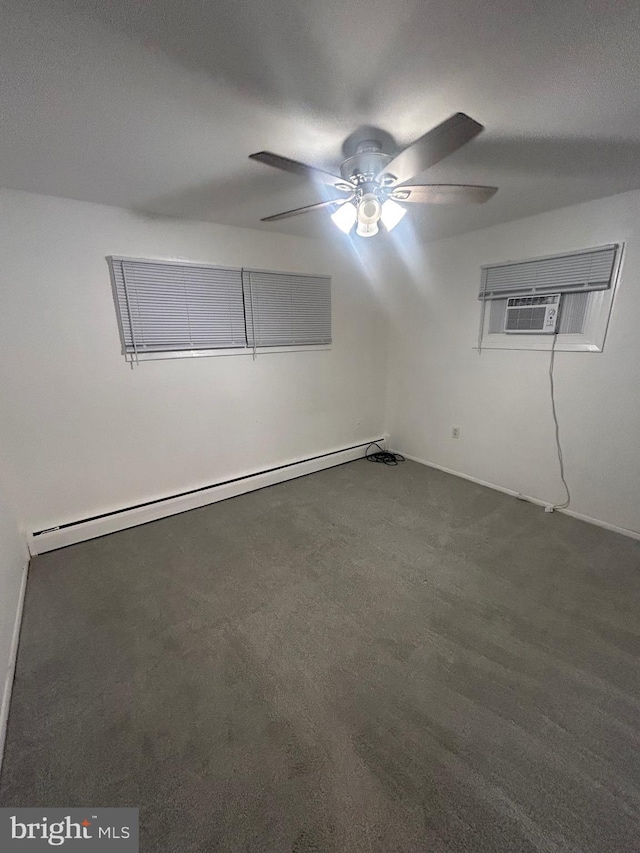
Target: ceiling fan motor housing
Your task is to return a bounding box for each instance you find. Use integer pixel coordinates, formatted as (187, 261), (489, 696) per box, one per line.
(340, 140), (392, 184)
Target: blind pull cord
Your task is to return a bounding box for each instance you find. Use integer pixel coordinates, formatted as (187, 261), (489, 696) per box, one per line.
(121, 262), (139, 368)
(248, 271), (257, 361)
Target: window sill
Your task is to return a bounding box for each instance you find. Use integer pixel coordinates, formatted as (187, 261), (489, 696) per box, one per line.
(475, 335), (602, 353)
(126, 344), (332, 362)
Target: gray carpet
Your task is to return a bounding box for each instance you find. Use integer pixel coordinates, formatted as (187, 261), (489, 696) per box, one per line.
(1, 459), (640, 852)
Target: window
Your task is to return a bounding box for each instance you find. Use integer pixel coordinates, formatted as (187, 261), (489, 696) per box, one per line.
(477, 244), (623, 352)
(243, 270), (332, 347)
(108, 257), (331, 361)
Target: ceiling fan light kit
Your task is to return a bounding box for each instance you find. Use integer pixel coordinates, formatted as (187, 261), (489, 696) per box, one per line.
(380, 198), (407, 232)
(356, 220), (379, 237)
(330, 200), (357, 234)
(250, 113), (498, 236)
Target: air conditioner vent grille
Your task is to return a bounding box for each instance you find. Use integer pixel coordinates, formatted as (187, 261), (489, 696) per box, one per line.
(504, 293), (560, 334)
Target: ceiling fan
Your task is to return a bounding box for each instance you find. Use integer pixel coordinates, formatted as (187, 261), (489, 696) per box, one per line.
(249, 113), (498, 237)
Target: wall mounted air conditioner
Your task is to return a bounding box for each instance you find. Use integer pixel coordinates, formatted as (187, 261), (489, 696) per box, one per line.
(504, 293), (560, 334)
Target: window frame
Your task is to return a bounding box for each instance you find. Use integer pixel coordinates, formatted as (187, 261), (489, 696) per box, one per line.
(107, 256), (332, 362)
(476, 243), (625, 353)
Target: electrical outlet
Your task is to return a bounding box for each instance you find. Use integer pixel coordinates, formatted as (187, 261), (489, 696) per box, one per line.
(451, 427), (460, 439)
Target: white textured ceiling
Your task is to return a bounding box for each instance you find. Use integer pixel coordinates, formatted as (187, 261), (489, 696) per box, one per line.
(2, 0), (640, 241)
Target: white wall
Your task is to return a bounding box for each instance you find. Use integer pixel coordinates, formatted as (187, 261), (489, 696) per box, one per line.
(0, 474), (28, 763)
(0, 189), (386, 534)
(385, 189), (640, 536)
(1, 185), (638, 544)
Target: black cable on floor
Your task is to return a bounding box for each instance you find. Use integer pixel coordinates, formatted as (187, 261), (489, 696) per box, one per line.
(365, 443), (405, 466)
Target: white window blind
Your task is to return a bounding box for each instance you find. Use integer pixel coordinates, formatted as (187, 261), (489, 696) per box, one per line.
(479, 244), (618, 301)
(109, 257), (247, 353)
(244, 270), (332, 347)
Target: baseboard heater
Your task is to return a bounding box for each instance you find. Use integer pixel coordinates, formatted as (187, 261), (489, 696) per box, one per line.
(29, 439), (384, 555)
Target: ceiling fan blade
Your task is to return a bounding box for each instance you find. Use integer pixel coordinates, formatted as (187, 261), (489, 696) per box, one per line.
(390, 184), (498, 204)
(250, 151), (355, 191)
(261, 197), (353, 222)
(377, 113), (484, 185)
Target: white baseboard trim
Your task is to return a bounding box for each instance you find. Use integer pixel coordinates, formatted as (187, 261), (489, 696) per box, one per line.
(29, 439), (385, 555)
(396, 451), (640, 542)
(0, 560), (29, 775)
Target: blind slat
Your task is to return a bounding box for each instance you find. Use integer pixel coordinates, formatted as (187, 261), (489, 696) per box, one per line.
(479, 245), (618, 300)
